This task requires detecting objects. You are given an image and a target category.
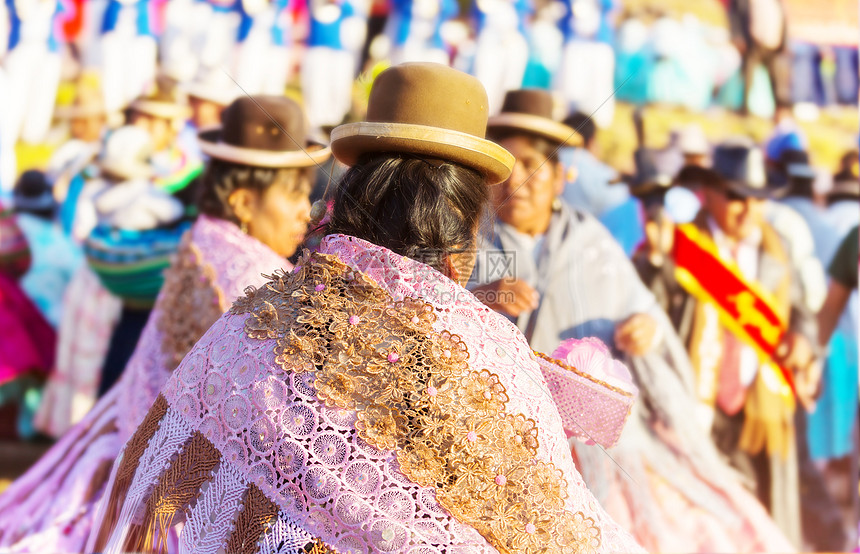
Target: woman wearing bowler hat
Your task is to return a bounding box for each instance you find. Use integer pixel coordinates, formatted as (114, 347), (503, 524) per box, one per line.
(91, 63), (642, 553)
(471, 89), (795, 551)
(0, 95), (329, 553)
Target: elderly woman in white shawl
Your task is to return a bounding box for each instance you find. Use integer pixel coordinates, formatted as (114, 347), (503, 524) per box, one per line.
(470, 89), (795, 552)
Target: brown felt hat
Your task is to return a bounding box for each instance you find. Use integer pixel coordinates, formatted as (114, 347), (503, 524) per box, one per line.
(128, 76), (193, 121)
(129, 99), (192, 121)
(183, 71), (241, 107)
(330, 63), (514, 185)
(488, 89), (582, 148)
(199, 95), (331, 168)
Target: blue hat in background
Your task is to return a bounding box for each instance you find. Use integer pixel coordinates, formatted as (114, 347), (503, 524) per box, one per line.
(766, 130), (805, 162)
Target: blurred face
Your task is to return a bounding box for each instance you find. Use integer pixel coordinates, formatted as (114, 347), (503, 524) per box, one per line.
(130, 112), (176, 152)
(703, 187), (765, 242)
(774, 105), (792, 125)
(189, 97), (225, 129)
(683, 153), (708, 168)
(492, 135), (563, 237)
(70, 114), (105, 142)
(643, 207), (675, 256)
(236, 174), (312, 258)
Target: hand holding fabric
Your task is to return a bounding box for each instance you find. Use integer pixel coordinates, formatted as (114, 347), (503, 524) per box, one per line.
(615, 312), (659, 356)
(773, 331), (821, 411)
(774, 331), (814, 372)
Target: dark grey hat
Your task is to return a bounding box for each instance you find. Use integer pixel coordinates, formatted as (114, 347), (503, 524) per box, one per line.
(830, 169), (859, 198)
(712, 143), (774, 199)
(13, 170), (55, 213)
(627, 148), (672, 198)
(782, 149), (816, 180)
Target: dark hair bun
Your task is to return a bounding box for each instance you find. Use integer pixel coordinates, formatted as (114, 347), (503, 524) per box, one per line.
(327, 154), (487, 274)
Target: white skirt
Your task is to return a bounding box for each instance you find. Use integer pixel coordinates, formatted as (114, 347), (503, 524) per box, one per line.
(555, 40), (616, 128)
(301, 46), (355, 129)
(473, 27), (528, 114)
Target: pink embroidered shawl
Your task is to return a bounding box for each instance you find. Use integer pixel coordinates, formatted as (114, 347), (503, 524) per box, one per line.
(90, 235), (642, 553)
(0, 216), (286, 552)
(116, 215), (289, 439)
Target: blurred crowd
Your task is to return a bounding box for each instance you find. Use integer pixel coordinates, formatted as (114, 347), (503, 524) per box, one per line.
(0, 0), (858, 552)
(1, 0), (859, 189)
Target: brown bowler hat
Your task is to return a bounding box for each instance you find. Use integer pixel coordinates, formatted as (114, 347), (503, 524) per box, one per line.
(128, 76), (192, 121)
(488, 89), (582, 147)
(330, 63), (514, 185)
(129, 96), (191, 121)
(199, 95), (331, 168)
(129, 99), (191, 121)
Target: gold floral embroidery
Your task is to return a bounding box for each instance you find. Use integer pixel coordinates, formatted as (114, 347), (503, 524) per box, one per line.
(458, 369), (509, 413)
(555, 512), (602, 551)
(157, 233), (227, 369)
(231, 251), (601, 553)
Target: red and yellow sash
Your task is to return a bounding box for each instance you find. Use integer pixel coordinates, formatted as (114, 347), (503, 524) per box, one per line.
(673, 223), (797, 399)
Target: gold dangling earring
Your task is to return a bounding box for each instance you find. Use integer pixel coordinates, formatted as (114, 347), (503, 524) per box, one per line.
(240, 221), (248, 234)
(552, 197), (563, 212)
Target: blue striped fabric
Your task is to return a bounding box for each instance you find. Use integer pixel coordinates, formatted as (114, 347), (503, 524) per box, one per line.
(85, 220), (191, 307)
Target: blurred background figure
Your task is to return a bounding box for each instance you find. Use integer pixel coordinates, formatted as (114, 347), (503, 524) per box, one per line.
(98, 0), (159, 114)
(559, 110), (639, 253)
(387, 0), (458, 64)
(807, 155), (860, 546)
(471, 0), (532, 114)
(179, 69), (242, 160)
(654, 123), (711, 177)
(824, 150), (860, 245)
(0, 201), (55, 440)
(678, 124), (711, 166)
(727, 0), (790, 115)
(48, 75), (109, 208)
(302, 0), (367, 129)
(80, 125), (186, 398)
(159, 0), (205, 83)
(11, 170), (80, 329)
(125, 80), (202, 199)
(521, 0), (564, 88)
(233, 0), (302, 96)
(555, 0), (617, 128)
(2, 0), (63, 146)
(762, 148), (827, 315)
